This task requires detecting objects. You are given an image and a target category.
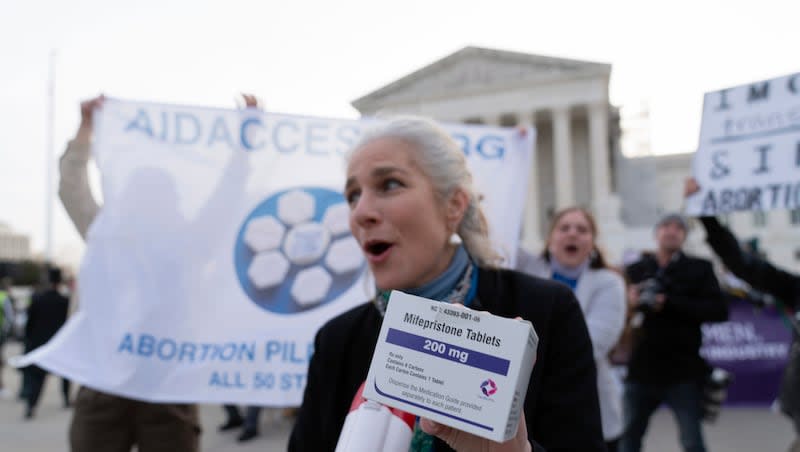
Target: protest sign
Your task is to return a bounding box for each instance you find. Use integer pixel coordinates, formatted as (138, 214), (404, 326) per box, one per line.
(701, 296), (792, 405)
(18, 99), (534, 405)
(687, 72), (800, 215)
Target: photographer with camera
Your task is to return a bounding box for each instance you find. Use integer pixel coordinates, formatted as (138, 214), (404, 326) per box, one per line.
(621, 214), (728, 452)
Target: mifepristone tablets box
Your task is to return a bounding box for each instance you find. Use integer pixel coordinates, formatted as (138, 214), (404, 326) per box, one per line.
(363, 291), (538, 443)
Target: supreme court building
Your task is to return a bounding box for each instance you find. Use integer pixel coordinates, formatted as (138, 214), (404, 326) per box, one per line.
(351, 46), (800, 270)
(352, 46), (627, 260)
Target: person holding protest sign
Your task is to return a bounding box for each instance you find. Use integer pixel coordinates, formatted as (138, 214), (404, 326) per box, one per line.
(59, 93), (260, 452)
(620, 213), (728, 452)
(289, 117), (605, 451)
(516, 207), (626, 452)
(685, 177), (800, 452)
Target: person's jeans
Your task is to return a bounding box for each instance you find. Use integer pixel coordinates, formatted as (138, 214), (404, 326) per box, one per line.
(223, 404), (242, 422)
(620, 380), (706, 452)
(25, 366), (47, 411)
(24, 365), (71, 410)
(244, 406), (261, 431)
(222, 405), (261, 431)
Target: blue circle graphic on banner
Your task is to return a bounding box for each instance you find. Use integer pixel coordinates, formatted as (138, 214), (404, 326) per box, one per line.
(234, 187), (366, 314)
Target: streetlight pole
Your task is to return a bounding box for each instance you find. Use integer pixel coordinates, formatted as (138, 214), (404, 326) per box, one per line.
(45, 50), (56, 262)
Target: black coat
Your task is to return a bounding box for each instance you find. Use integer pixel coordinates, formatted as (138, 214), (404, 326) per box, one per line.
(25, 288), (69, 352)
(701, 216), (800, 308)
(625, 252), (727, 384)
(289, 268), (605, 452)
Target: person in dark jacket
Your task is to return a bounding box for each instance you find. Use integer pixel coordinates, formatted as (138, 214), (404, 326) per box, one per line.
(621, 214), (728, 452)
(23, 267), (70, 419)
(289, 117), (605, 452)
(686, 177), (800, 451)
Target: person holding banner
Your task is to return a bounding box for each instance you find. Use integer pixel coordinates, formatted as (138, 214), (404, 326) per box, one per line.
(289, 117), (605, 451)
(516, 207), (626, 452)
(58, 94), (260, 452)
(685, 177), (800, 452)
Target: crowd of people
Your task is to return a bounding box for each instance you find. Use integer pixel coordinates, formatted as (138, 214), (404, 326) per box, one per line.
(2, 94), (799, 452)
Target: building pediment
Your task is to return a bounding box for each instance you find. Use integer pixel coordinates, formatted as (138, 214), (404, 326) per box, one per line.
(352, 46), (610, 112)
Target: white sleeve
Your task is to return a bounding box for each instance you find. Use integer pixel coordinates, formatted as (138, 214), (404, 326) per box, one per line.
(58, 140), (100, 240)
(583, 272), (627, 360)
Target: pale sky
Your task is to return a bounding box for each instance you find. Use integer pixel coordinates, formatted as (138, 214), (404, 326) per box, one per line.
(2, 0), (798, 267)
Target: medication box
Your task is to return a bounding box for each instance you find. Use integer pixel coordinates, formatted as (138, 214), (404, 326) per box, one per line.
(363, 291), (538, 442)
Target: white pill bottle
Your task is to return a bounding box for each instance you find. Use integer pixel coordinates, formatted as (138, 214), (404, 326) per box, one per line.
(335, 381), (416, 452)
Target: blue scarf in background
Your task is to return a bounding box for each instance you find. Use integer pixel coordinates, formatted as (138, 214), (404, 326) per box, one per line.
(549, 258), (589, 292)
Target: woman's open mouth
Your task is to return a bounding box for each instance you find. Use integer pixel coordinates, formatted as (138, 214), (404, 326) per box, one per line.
(364, 240), (394, 263)
(564, 244), (579, 254)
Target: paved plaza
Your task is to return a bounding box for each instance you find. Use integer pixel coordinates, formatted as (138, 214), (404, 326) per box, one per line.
(1, 342), (796, 451)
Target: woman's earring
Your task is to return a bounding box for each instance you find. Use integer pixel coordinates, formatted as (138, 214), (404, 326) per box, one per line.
(449, 233), (462, 245)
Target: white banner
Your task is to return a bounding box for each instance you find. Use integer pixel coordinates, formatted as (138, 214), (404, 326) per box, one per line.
(20, 99), (534, 405)
(686, 72), (800, 215)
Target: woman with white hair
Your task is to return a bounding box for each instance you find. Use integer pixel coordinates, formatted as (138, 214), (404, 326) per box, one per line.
(289, 117), (605, 452)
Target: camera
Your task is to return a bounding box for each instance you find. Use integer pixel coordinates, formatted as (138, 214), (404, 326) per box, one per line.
(703, 368), (733, 422)
(636, 278), (664, 313)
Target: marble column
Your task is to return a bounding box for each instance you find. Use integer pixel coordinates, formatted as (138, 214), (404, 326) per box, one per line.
(552, 106), (574, 209)
(588, 102), (611, 203)
(519, 111), (542, 251)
